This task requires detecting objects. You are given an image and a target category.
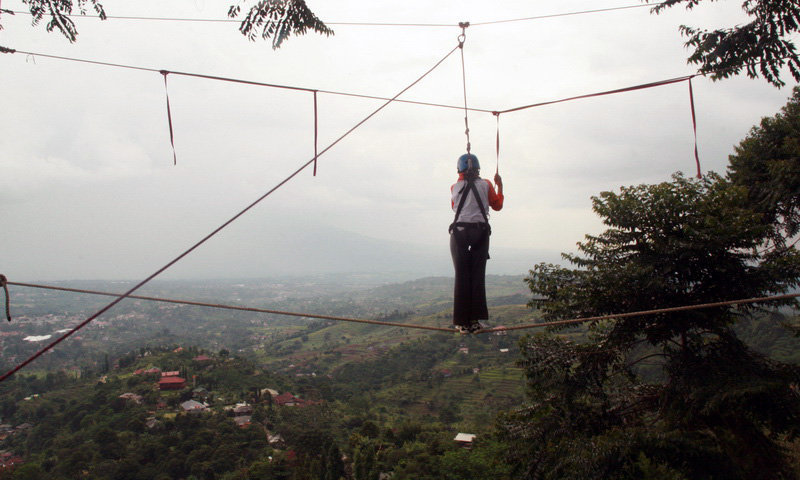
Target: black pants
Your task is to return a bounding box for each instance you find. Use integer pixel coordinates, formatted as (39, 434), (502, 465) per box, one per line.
(450, 223), (490, 327)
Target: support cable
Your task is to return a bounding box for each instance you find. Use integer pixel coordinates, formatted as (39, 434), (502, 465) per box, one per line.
(1, 48), (495, 113)
(0, 41), (463, 383)
(5, 3), (661, 27)
(4, 280), (798, 338)
(496, 75), (696, 114)
(476, 292), (800, 335)
(5, 281), (454, 333)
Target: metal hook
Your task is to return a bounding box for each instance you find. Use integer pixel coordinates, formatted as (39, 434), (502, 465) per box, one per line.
(457, 21), (469, 46)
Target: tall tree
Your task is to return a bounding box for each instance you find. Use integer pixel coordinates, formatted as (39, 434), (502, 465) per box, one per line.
(728, 86), (800, 248)
(647, 0), (800, 87)
(499, 172), (800, 479)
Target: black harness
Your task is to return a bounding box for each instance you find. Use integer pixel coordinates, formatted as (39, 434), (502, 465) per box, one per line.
(449, 175), (490, 235)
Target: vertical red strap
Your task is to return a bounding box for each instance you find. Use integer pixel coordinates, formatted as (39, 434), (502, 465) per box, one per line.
(313, 90), (318, 176)
(688, 77), (701, 178)
(160, 70), (177, 165)
(0, 274), (10, 322)
(494, 112), (500, 175)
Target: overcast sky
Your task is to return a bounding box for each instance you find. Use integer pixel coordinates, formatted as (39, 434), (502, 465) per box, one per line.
(1, 0), (797, 282)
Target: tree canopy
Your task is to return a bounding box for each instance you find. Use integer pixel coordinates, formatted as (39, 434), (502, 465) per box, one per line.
(6, 0), (332, 48)
(501, 171), (800, 479)
(648, 0), (800, 87)
(728, 85), (800, 247)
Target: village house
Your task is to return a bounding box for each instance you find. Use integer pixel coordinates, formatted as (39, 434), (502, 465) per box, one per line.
(233, 415), (252, 428)
(180, 400), (208, 414)
(454, 433), (476, 448)
(274, 392), (303, 407)
(118, 392), (143, 404)
(233, 403), (253, 416)
(0, 451), (24, 469)
(261, 388), (279, 399)
(158, 376), (186, 391)
(267, 433), (286, 448)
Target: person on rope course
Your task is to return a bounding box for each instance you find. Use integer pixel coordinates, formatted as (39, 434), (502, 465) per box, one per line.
(449, 153), (503, 334)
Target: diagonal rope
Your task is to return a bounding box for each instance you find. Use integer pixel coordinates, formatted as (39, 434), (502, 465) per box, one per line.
(0, 41), (463, 383)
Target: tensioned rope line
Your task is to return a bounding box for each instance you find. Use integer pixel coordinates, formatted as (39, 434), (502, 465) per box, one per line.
(0, 46), (707, 174)
(475, 292), (800, 335)
(496, 74), (697, 114)
(4, 280), (798, 337)
(0, 48), (494, 114)
(0, 47), (709, 117)
(4, 281), (454, 333)
(0, 41), (463, 383)
(4, 3), (664, 27)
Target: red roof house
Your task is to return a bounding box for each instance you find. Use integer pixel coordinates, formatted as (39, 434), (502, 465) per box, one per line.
(158, 376), (186, 390)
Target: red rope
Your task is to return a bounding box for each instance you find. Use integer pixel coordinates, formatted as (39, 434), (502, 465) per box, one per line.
(494, 112), (500, 175)
(313, 90), (319, 176)
(498, 75), (696, 114)
(160, 70), (177, 165)
(0, 275), (10, 322)
(688, 77), (701, 178)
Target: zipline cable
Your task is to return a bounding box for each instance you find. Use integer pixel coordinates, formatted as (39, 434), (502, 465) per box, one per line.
(0, 40), (464, 383)
(0, 48), (495, 114)
(4, 3), (664, 28)
(4, 281), (454, 333)
(0, 47), (705, 118)
(4, 280), (798, 337)
(476, 292), (800, 334)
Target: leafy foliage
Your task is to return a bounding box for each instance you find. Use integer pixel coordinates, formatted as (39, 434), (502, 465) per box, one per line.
(502, 172), (800, 479)
(728, 86), (800, 247)
(647, 0), (800, 87)
(228, 0), (333, 49)
(21, 0), (106, 42)
(14, 0), (332, 48)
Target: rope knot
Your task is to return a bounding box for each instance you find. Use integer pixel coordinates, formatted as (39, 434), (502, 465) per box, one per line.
(0, 45), (16, 54)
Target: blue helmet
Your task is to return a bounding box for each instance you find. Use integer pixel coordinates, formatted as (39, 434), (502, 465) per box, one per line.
(457, 153), (479, 172)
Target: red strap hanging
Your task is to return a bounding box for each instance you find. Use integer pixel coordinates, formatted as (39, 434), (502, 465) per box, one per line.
(313, 90), (319, 176)
(493, 112), (500, 175)
(160, 70), (177, 165)
(688, 77), (701, 178)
